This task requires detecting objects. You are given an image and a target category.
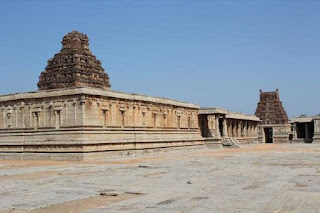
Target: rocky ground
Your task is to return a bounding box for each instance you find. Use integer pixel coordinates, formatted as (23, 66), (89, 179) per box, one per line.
(1, 143), (320, 213)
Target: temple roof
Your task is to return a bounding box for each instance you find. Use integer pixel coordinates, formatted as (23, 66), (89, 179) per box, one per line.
(255, 89), (289, 124)
(199, 107), (260, 121)
(37, 31), (111, 90)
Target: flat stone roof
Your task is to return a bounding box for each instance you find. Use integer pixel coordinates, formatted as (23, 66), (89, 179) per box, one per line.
(199, 107), (260, 121)
(291, 117), (315, 123)
(226, 113), (260, 121)
(199, 107), (229, 115)
(0, 87), (199, 109)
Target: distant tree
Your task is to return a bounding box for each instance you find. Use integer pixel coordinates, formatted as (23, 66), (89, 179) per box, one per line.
(299, 114), (308, 118)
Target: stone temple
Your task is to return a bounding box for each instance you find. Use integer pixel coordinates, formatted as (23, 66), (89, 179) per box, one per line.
(255, 89), (291, 143)
(0, 30), (319, 161)
(0, 31), (204, 160)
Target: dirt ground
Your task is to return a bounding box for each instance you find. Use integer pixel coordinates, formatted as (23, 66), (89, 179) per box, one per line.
(1, 143), (320, 212)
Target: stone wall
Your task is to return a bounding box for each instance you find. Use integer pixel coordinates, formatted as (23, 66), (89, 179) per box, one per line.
(314, 118), (320, 143)
(258, 124), (291, 143)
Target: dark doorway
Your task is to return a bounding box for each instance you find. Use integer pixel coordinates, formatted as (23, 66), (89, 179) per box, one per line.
(297, 123), (306, 138)
(219, 117), (223, 137)
(264, 128), (273, 143)
(307, 122), (314, 139)
(199, 115), (208, 137)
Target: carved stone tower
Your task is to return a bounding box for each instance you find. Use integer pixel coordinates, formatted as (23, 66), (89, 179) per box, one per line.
(38, 31), (111, 90)
(255, 89), (289, 125)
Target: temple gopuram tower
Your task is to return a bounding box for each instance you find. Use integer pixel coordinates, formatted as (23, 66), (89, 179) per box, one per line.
(255, 89), (291, 143)
(255, 89), (288, 125)
(38, 31), (111, 90)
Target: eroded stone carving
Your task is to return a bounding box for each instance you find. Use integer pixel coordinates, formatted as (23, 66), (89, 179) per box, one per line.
(255, 89), (289, 125)
(37, 31), (111, 90)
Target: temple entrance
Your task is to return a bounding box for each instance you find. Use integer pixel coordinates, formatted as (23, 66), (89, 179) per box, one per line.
(296, 122), (314, 143)
(199, 115), (208, 137)
(296, 123), (306, 138)
(264, 128), (273, 143)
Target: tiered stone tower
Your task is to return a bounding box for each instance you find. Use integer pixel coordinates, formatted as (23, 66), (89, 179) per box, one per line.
(38, 31), (111, 90)
(255, 89), (289, 125)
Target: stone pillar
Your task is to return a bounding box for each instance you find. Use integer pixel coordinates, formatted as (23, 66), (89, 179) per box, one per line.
(215, 115), (221, 137)
(292, 123), (297, 139)
(246, 121), (249, 137)
(231, 120), (235, 137)
(231, 120), (234, 137)
(251, 122), (254, 137)
(313, 118), (320, 143)
(242, 121), (246, 137)
(305, 123), (309, 139)
(222, 116), (228, 137)
(208, 115), (216, 137)
(226, 120), (230, 136)
(232, 120), (236, 137)
(254, 123), (258, 137)
(238, 120), (242, 137)
(236, 120), (239, 137)
(230, 120), (233, 137)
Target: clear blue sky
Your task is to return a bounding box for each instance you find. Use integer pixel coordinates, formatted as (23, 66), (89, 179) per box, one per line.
(0, 0), (319, 118)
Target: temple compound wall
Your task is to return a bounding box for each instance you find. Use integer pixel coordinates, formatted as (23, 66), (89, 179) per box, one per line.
(255, 89), (291, 143)
(0, 88), (203, 160)
(199, 108), (259, 147)
(291, 116), (320, 143)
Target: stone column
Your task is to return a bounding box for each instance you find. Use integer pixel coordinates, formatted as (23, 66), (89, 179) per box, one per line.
(292, 123), (297, 139)
(231, 120), (233, 137)
(232, 120), (237, 138)
(254, 123), (258, 137)
(238, 120), (242, 137)
(222, 116), (228, 137)
(305, 123), (309, 139)
(208, 115), (215, 137)
(313, 118), (320, 143)
(226, 120), (230, 136)
(243, 121), (247, 137)
(215, 115), (221, 137)
(231, 120), (235, 137)
(235, 120), (239, 137)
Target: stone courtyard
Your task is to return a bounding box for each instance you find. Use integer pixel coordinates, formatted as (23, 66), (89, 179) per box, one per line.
(1, 143), (320, 213)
